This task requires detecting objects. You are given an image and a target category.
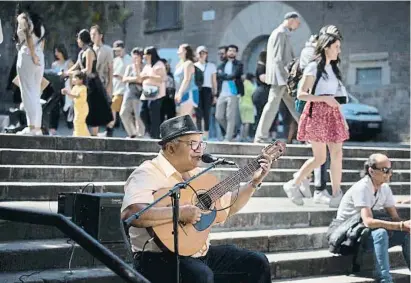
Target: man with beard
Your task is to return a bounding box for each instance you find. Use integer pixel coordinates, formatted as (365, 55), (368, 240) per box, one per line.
(215, 45), (244, 141)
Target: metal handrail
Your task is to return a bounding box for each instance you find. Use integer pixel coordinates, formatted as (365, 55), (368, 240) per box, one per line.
(0, 206), (149, 283)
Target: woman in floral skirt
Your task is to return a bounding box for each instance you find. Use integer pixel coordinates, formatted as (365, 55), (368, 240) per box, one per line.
(283, 31), (349, 208)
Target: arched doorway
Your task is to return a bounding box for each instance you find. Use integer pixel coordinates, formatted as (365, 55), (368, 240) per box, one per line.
(243, 35), (269, 74)
(219, 2), (312, 61)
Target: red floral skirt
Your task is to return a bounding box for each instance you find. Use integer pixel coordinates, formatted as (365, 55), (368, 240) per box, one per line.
(297, 100), (349, 143)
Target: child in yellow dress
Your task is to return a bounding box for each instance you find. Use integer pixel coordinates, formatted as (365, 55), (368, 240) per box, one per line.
(61, 71), (90, 137)
(239, 73), (256, 142)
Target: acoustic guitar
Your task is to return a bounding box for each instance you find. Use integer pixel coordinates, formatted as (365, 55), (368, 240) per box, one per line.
(147, 140), (286, 256)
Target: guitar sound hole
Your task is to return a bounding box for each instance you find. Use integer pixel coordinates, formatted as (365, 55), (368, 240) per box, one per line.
(197, 193), (212, 210)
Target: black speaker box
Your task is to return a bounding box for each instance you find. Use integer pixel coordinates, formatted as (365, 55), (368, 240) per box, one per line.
(57, 192), (78, 218)
(73, 192), (124, 243)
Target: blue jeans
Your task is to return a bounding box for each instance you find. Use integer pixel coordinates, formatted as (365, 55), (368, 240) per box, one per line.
(366, 228), (410, 282)
(209, 105), (222, 140)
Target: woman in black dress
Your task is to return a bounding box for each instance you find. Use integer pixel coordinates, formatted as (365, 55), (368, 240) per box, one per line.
(64, 29), (112, 135)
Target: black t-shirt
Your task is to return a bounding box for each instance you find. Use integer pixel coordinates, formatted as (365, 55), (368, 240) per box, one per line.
(256, 63), (269, 88)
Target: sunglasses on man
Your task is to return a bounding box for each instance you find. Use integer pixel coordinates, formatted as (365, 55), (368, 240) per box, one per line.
(371, 166), (393, 174)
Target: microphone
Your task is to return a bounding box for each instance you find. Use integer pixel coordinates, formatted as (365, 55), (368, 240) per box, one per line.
(201, 154), (236, 166)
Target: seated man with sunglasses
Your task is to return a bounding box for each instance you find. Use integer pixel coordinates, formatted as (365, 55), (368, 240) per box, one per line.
(335, 153), (410, 282)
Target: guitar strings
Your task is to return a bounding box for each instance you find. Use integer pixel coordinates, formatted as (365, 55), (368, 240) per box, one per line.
(197, 146), (284, 208)
(204, 159), (258, 204)
(196, 158), (261, 208)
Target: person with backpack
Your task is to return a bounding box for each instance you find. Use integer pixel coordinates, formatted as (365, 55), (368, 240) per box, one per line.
(216, 44), (244, 142)
(174, 44), (199, 119)
(194, 46), (217, 140)
(15, 7), (46, 135)
(283, 30), (349, 208)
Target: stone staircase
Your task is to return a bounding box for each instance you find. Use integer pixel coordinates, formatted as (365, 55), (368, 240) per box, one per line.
(0, 134), (409, 282)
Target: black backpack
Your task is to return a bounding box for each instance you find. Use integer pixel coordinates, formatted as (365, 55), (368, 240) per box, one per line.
(194, 65), (204, 89)
(286, 57), (303, 98)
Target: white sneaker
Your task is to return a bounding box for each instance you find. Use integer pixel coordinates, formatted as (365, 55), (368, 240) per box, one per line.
(294, 173), (312, 198)
(283, 180), (304, 206)
(313, 190), (331, 205)
(329, 190), (343, 208)
(16, 127), (34, 135)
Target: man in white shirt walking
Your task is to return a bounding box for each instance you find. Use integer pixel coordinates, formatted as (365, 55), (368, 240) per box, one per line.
(112, 40), (132, 135)
(254, 12), (301, 143)
(194, 46), (217, 140)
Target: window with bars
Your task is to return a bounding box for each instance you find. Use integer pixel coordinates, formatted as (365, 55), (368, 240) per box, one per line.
(144, 1), (182, 33)
(355, 67), (382, 85)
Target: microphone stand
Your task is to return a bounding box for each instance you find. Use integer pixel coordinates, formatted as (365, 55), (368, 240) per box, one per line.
(124, 160), (221, 283)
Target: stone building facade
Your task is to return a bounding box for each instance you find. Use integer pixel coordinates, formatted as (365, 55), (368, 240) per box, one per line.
(0, 1), (409, 141)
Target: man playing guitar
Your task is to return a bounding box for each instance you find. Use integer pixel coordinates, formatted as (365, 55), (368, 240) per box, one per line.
(121, 115), (278, 283)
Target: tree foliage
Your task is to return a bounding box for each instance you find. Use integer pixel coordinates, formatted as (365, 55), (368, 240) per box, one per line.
(0, 1), (132, 48)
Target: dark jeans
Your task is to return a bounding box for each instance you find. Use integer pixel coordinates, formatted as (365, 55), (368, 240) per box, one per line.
(195, 87), (213, 131)
(134, 245), (271, 283)
(314, 153), (330, 192)
(252, 86), (269, 136)
(160, 95), (176, 124)
(141, 97), (163, 139)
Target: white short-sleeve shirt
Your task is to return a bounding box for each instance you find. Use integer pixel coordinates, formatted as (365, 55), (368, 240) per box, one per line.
(304, 61), (342, 96)
(336, 176), (396, 221)
(113, 54), (132, 95)
(194, 62), (217, 89)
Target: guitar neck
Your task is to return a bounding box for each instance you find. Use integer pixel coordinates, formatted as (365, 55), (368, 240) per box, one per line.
(207, 157), (261, 204)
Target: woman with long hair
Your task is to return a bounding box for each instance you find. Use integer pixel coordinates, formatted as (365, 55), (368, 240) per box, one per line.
(194, 46), (217, 140)
(64, 29), (112, 135)
(48, 44), (74, 135)
(120, 47), (146, 138)
(140, 46), (166, 139)
(283, 31), (349, 208)
(15, 7), (46, 135)
(174, 44), (199, 118)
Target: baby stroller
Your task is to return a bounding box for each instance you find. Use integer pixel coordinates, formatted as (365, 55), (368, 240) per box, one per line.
(4, 72), (66, 135)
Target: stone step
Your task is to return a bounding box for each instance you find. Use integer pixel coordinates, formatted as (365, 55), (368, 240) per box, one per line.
(0, 267), (120, 283)
(1, 181), (410, 201)
(271, 268), (410, 283)
(1, 134), (409, 158)
(0, 199), (409, 241)
(266, 247), (406, 279)
(0, 181), (408, 202)
(0, 238), (406, 279)
(1, 149), (410, 170)
(220, 198), (410, 231)
(0, 165), (409, 183)
(254, 182), (411, 198)
(210, 227), (328, 253)
(0, 266), (408, 283)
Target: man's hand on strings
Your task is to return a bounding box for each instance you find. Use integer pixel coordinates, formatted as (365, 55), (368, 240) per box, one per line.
(251, 153), (273, 186)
